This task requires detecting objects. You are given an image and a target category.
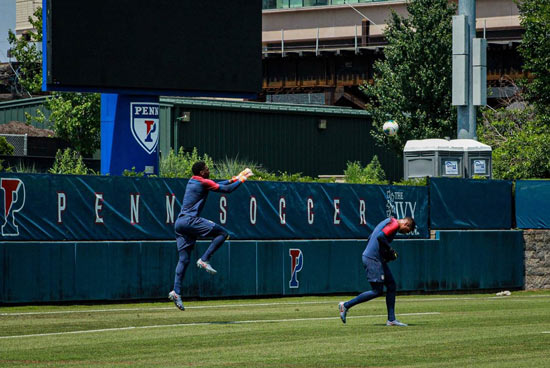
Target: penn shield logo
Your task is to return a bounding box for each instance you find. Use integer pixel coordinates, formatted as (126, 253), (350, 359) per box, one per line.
(289, 249), (303, 288)
(130, 102), (159, 154)
(1, 178), (26, 236)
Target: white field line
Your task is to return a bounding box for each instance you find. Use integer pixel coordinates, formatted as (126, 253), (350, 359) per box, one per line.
(1, 295), (548, 317)
(0, 301), (332, 316)
(0, 312), (441, 339)
(542, 331), (550, 334)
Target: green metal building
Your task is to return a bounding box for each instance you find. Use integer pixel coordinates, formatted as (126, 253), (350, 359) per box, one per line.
(159, 97), (402, 181)
(0, 96), (51, 128)
(1, 97), (403, 180)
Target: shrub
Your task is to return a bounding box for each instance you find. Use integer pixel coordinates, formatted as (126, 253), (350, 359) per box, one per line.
(246, 167), (322, 183)
(344, 156), (388, 185)
(49, 148), (90, 175)
(213, 156), (261, 180)
(122, 167), (145, 177)
(392, 177), (428, 186)
(13, 162), (39, 173)
(160, 147), (215, 178)
(0, 136), (15, 156)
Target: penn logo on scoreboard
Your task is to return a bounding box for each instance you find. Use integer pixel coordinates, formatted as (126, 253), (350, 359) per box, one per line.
(1, 178), (26, 236)
(289, 248), (303, 289)
(130, 102), (159, 154)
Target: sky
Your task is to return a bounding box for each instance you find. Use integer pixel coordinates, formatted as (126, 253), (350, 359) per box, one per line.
(0, 0), (16, 62)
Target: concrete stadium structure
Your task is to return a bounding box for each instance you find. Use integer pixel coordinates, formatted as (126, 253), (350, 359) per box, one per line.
(14, 1), (524, 107)
(261, 0), (523, 106)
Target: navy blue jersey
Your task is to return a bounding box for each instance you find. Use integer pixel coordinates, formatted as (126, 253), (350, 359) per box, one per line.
(362, 217), (400, 262)
(178, 176), (240, 217)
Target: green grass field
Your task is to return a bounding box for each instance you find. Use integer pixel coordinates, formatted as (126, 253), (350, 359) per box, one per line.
(1, 291), (549, 367)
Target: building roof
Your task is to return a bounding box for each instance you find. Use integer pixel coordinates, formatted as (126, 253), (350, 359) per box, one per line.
(160, 97), (370, 117)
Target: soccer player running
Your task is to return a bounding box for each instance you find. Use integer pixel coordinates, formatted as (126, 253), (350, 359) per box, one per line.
(169, 161), (253, 311)
(339, 216), (415, 326)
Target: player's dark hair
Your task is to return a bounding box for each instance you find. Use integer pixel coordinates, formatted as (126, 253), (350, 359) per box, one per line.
(192, 161), (206, 176)
(405, 216), (416, 232)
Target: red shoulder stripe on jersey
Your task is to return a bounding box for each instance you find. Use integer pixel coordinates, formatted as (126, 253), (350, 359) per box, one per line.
(382, 217), (399, 236)
(191, 176), (220, 191)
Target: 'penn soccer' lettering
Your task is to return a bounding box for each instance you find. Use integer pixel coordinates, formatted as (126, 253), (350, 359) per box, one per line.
(54, 194), (416, 226)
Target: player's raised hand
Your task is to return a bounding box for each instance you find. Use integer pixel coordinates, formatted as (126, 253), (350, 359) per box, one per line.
(242, 168), (254, 178)
(234, 168), (253, 182)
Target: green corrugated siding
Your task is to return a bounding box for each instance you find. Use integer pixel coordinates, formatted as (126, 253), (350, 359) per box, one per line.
(161, 99), (402, 181)
(158, 102), (173, 159)
(0, 97), (52, 129)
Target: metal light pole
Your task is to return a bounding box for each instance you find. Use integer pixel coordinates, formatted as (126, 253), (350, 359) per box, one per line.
(456, 0), (476, 139)
(453, 0), (486, 139)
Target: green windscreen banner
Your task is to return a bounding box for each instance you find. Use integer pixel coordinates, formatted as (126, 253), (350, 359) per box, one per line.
(0, 173), (429, 241)
(515, 180), (550, 229)
(429, 177), (513, 229)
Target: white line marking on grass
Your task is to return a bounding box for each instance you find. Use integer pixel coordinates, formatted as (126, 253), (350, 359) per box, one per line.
(542, 331), (550, 334)
(1, 295), (548, 317)
(0, 307), (171, 316)
(0, 312), (440, 339)
(0, 301), (332, 316)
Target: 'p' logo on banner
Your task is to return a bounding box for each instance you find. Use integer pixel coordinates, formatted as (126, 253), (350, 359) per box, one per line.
(130, 103), (159, 154)
(289, 248), (303, 288)
(1, 178), (26, 236)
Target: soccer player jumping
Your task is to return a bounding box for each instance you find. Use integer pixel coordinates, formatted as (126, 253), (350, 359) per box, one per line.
(339, 216), (415, 326)
(169, 161), (253, 311)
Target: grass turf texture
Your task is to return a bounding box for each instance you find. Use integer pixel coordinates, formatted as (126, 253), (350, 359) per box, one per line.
(0, 291), (549, 367)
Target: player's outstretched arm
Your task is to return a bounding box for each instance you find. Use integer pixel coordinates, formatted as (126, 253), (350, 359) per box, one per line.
(215, 180), (242, 193)
(214, 169), (253, 193)
(218, 168), (255, 185)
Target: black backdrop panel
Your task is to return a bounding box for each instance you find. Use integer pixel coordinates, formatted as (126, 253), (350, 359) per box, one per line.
(45, 0), (261, 96)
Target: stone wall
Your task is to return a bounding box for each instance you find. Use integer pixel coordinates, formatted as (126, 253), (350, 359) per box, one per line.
(523, 229), (550, 290)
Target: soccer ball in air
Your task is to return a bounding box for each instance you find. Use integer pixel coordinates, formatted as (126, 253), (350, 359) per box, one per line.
(383, 120), (399, 136)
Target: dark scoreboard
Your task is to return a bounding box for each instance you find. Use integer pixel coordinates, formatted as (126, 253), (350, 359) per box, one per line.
(43, 0), (261, 97)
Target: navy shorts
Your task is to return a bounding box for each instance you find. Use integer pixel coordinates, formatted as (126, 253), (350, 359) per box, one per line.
(362, 255), (388, 283)
(175, 215), (217, 251)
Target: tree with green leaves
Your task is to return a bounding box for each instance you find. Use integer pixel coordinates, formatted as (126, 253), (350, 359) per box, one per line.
(44, 93), (101, 157)
(476, 0), (550, 180)
(7, 7), (43, 95)
(362, 0), (456, 154)
(517, 0), (550, 118)
(478, 104), (550, 180)
(28, 91), (101, 157)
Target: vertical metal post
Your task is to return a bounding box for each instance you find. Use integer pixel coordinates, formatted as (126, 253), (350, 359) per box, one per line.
(281, 29), (285, 57)
(316, 27), (320, 56)
(173, 108), (179, 151)
(457, 0), (476, 139)
(355, 24), (358, 54)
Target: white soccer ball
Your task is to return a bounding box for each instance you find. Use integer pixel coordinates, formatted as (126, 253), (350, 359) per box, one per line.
(383, 120), (399, 136)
